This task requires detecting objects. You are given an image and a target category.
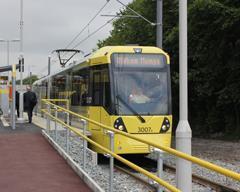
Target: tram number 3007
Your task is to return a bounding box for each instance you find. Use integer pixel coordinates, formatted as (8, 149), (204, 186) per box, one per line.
(138, 127), (153, 133)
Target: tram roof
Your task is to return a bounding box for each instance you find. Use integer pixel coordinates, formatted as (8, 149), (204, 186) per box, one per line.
(33, 46), (169, 86)
(89, 46), (170, 64)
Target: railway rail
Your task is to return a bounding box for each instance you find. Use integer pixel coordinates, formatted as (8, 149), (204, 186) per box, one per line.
(115, 165), (157, 192)
(114, 156), (238, 192)
(163, 163), (238, 192)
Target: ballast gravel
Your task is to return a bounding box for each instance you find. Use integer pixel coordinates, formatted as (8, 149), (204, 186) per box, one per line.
(48, 130), (239, 191)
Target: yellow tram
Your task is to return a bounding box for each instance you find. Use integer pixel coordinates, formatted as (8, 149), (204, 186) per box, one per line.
(33, 46), (172, 154)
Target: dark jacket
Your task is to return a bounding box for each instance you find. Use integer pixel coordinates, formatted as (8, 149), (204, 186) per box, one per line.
(16, 91), (19, 108)
(23, 91), (37, 110)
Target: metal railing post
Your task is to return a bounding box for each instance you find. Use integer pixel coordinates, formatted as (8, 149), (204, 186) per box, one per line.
(46, 104), (50, 133)
(54, 107), (58, 141)
(66, 111), (70, 153)
(155, 149), (164, 192)
(81, 119), (87, 170)
(11, 64), (16, 130)
(108, 131), (114, 192)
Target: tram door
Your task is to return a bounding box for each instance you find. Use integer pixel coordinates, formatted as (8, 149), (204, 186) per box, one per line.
(88, 71), (103, 145)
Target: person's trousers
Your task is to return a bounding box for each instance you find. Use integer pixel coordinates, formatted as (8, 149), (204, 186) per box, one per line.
(27, 108), (33, 123)
(16, 106), (19, 118)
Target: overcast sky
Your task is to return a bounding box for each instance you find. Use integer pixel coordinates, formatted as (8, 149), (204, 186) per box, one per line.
(0, 0), (133, 79)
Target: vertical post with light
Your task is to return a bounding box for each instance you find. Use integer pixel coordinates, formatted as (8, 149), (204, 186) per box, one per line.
(156, 1), (164, 192)
(176, 0), (192, 191)
(156, 0), (163, 48)
(18, 0), (25, 123)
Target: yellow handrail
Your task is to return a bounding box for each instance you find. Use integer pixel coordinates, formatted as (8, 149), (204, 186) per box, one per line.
(43, 99), (69, 108)
(41, 99), (240, 182)
(41, 108), (180, 192)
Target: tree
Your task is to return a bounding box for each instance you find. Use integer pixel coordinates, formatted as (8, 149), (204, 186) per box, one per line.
(97, 0), (240, 139)
(16, 75), (39, 85)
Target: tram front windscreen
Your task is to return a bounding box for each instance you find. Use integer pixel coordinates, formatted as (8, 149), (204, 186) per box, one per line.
(111, 53), (171, 115)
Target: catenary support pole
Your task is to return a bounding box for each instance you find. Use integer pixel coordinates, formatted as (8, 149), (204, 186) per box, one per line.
(176, 0), (192, 191)
(18, 0), (24, 123)
(156, 1), (164, 190)
(156, 0), (163, 48)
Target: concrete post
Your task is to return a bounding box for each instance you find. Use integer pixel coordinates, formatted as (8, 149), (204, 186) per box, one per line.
(176, 0), (192, 191)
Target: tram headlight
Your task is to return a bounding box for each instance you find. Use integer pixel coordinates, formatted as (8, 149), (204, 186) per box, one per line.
(118, 125), (124, 131)
(162, 125), (167, 131)
(160, 118), (170, 133)
(114, 117), (127, 132)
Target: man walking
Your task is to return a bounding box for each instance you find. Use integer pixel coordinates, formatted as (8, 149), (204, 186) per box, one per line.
(24, 86), (37, 123)
(16, 90), (20, 118)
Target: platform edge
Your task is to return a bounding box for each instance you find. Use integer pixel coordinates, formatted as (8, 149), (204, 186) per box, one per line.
(42, 130), (104, 192)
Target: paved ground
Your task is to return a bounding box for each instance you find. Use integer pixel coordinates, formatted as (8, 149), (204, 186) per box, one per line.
(0, 121), (42, 134)
(0, 121), (92, 192)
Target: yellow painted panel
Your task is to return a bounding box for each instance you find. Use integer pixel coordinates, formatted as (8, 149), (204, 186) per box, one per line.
(0, 89), (9, 94)
(114, 133), (172, 154)
(112, 115), (172, 134)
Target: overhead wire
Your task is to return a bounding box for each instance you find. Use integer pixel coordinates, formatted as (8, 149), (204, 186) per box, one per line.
(41, 0), (157, 77)
(64, 0), (111, 49)
(72, 16), (118, 49)
(71, 0), (158, 50)
(52, 0), (142, 69)
(115, 0), (156, 26)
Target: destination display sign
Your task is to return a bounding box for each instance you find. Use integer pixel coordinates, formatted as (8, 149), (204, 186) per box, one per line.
(112, 53), (166, 68)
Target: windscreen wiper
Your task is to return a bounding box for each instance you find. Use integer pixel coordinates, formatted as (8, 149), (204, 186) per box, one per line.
(116, 95), (146, 123)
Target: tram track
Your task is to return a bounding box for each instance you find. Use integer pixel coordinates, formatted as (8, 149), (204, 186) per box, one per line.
(114, 165), (158, 192)
(114, 156), (238, 192)
(163, 163), (238, 192)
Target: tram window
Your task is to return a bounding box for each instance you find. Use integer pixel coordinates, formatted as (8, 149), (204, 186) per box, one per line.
(40, 80), (47, 99)
(102, 70), (111, 111)
(90, 66), (111, 109)
(51, 75), (66, 99)
(92, 72), (101, 105)
(71, 69), (90, 106)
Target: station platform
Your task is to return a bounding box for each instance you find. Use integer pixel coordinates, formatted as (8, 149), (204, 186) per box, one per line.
(0, 120), (92, 192)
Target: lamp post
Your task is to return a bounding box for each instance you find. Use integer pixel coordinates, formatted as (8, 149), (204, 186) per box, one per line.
(176, 0), (192, 191)
(18, 0), (25, 123)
